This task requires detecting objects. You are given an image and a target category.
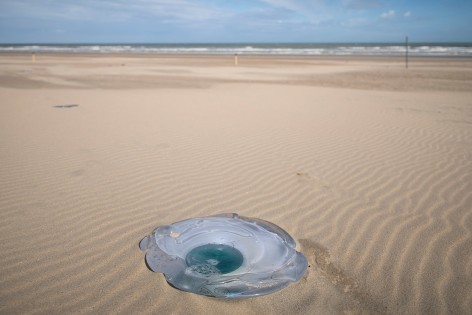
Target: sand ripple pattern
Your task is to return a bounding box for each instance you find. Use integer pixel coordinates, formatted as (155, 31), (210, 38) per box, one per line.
(1, 84), (471, 314)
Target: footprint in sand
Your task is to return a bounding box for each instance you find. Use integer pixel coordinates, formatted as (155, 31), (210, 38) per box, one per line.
(296, 172), (331, 190)
(299, 239), (386, 313)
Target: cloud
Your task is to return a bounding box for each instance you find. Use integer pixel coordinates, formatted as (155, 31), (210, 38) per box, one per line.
(404, 11), (411, 18)
(344, 0), (382, 10)
(380, 10), (395, 19)
(259, 0), (301, 11)
(341, 18), (368, 27)
(257, 0), (328, 23)
(0, 0), (229, 22)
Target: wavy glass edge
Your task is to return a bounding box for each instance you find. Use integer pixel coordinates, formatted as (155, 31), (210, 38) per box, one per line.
(140, 213), (308, 298)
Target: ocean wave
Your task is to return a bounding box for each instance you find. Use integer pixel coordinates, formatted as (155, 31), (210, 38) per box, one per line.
(1, 44), (471, 56)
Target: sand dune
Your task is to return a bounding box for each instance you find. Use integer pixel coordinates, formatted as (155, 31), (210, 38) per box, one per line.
(1, 54), (471, 314)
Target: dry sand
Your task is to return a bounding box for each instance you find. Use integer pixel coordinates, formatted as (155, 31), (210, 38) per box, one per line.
(1, 53), (471, 314)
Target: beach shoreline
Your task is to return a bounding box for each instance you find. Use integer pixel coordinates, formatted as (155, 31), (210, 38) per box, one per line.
(2, 51), (472, 59)
(1, 53), (472, 91)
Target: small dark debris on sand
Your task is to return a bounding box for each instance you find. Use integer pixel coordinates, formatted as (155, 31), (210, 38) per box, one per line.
(54, 104), (79, 108)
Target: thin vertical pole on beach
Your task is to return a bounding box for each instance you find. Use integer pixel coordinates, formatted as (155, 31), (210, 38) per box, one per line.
(405, 36), (409, 69)
(234, 54), (238, 65)
(32, 52), (36, 62)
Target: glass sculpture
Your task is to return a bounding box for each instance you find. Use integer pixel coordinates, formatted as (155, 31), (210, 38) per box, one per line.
(139, 213), (308, 298)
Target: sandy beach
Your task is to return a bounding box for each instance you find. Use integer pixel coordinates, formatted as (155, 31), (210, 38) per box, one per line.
(1, 53), (471, 314)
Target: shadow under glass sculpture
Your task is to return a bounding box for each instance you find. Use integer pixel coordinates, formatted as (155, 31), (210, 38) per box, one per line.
(139, 213), (308, 298)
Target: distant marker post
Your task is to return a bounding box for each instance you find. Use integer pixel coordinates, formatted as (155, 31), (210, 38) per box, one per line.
(234, 53), (238, 65)
(32, 51), (36, 62)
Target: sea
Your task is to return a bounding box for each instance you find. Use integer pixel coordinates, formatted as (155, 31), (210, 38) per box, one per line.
(1, 42), (472, 57)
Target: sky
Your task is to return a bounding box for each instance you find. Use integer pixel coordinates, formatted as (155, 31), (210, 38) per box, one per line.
(0, 0), (471, 43)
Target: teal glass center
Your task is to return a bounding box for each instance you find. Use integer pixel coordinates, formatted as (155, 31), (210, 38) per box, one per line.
(185, 244), (243, 274)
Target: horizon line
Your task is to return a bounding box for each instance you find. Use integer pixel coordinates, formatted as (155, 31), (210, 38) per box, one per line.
(1, 41), (472, 45)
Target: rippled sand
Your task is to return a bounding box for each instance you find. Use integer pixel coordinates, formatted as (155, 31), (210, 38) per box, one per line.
(1, 54), (471, 314)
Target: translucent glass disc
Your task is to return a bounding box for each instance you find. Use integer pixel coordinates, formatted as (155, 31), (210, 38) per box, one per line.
(140, 213), (307, 298)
